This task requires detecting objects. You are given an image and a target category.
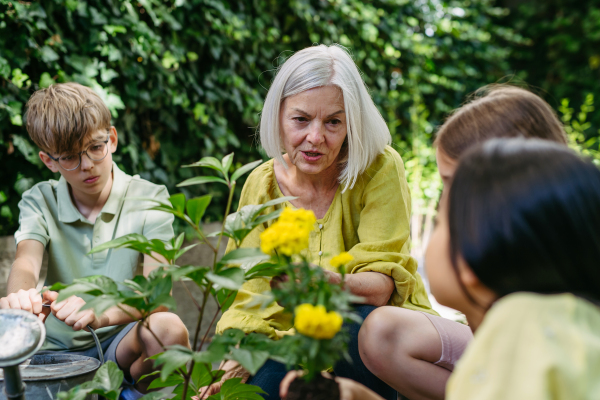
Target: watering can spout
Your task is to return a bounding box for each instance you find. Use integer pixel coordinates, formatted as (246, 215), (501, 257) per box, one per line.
(0, 309), (46, 400)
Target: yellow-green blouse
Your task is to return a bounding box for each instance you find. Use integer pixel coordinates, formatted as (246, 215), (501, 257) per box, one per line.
(447, 292), (600, 400)
(216, 146), (437, 339)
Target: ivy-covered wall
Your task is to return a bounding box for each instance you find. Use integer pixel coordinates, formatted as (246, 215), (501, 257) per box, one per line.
(0, 0), (528, 235)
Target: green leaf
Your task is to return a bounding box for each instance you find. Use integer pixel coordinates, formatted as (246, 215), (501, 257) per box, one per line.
(245, 262), (282, 279)
(56, 276), (119, 302)
(186, 195), (211, 225)
(153, 348), (193, 381)
(88, 233), (149, 254)
(217, 378), (266, 399)
(169, 193), (186, 214)
(220, 248), (269, 265)
(206, 268), (245, 290)
(174, 233), (185, 250)
(139, 392), (173, 400)
(216, 288), (237, 312)
(93, 361), (124, 392)
(182, 157), (222, 171)
(148, 373), (184, 389)
(191, 363), (225, 388)
(230, 160), (263, 183)
(221, 153), (234, 175)
(177, 176), (228, 188)
(80, 294), (123, 315)
(39, 72), (55, 88)
(227, 348), (270, 375)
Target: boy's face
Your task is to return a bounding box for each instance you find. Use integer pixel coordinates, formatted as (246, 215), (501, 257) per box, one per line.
(39, 127), (118, 198)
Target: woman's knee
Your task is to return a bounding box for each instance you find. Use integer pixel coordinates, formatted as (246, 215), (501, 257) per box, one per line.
(143, 312), (189, 347)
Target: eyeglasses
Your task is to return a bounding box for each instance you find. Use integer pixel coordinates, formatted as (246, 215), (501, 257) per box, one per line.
(47, 136), (110, 171)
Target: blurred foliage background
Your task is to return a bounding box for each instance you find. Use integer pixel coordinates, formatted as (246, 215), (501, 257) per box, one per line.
(0, 0), (598, 238)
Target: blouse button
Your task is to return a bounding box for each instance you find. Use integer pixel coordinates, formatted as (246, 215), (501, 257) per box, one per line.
(318, 251), (323, 256)
(318, 224), (323, 229)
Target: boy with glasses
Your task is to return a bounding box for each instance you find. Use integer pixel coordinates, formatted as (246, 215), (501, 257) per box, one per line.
(0, 83), (189, 400)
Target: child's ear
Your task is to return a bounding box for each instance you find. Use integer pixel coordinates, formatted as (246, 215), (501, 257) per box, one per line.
(458, 263), (480, 289)
(109, 126), (118, 154)
(458, 259), (498, 307)
(39, 151), (59, 173)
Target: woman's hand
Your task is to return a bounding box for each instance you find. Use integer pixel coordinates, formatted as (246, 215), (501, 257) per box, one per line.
(196, 360), (250, 399)
(280, 371), (385, 400)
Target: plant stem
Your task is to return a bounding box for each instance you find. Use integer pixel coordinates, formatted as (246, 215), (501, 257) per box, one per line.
(213, 183), (235, 268)
(188, 219), (217, 253)
(181, 280), (202, 311)
(198, 291), (231, 350)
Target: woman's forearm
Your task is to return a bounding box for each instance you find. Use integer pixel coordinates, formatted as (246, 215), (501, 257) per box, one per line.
(343, 272), (395, 306)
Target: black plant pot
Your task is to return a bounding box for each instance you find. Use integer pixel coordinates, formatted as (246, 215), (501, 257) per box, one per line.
(286, 374), (340, 400)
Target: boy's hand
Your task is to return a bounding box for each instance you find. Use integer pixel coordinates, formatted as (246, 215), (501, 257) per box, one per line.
(0, 288), (54, 322)
(51, 295), (102, 331)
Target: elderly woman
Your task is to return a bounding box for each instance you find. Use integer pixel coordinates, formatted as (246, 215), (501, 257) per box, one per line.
(207, 44), (437, 400)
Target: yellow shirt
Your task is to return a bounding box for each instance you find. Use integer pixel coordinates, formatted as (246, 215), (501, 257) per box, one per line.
(447, 292), (600, 400)
(216, 146), (436, 339)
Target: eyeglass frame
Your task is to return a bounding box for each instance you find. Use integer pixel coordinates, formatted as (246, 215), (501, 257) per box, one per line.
(46, 134), (111, 171)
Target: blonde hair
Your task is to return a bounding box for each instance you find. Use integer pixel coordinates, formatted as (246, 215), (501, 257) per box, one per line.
(435, 84), (568, 159)
(259, 44), (391, 190)
(25, 82), (112, 154)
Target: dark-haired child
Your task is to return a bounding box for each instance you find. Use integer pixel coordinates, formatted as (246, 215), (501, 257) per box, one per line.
(430, 138), (600, 399)
(357, 85), (570, 400)
(0, 83), (189, 400)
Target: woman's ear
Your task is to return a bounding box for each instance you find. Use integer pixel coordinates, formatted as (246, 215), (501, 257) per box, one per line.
(109, 126), (118, 153)
(39, 151), (59, 173)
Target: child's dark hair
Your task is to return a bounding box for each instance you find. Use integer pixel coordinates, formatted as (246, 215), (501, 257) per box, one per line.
(435, 85), (568, 159)
(448, 138), (600, 303)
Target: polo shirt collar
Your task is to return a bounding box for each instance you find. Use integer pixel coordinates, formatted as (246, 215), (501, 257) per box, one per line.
(57, 163), (132, 223)
(101, 163), (131, 215)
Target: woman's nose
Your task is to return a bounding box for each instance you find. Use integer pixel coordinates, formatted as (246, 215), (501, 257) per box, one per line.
(306, 121), (325, 145)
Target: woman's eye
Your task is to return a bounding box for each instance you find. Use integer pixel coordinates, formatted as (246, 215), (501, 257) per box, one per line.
(329, 119), (341, 125)
(293, 117), (308, 122)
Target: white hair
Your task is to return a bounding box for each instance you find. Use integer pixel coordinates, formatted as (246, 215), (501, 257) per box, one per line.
(259, 44), (392, 191)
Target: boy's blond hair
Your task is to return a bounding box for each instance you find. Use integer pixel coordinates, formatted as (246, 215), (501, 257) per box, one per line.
(25, 82), (112, 155)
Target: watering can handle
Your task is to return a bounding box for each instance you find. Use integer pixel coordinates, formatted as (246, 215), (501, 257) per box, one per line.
(42, 303), (104, 364)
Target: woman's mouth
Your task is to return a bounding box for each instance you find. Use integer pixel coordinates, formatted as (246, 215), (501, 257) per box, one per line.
(84, 176), (100, 184)
(301, 151), (323, 161)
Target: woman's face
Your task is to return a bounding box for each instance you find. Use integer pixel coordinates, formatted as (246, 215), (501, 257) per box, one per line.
(279, 85), (347, 177)
(425, 195), (472, 314)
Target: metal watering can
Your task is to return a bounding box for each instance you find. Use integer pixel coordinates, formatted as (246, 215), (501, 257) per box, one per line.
(0, 309), (103, 400)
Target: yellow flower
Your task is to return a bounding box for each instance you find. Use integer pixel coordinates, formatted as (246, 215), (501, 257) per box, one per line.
(260, 208), (316, 256)
(294, 303), (343, 340)
(329, 252), (354, 269)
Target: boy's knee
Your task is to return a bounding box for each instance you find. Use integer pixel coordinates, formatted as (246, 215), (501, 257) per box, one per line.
(143, 312), (189, 347)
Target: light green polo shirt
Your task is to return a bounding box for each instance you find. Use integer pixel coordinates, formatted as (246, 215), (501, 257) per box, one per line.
(15, 163), (174, 351)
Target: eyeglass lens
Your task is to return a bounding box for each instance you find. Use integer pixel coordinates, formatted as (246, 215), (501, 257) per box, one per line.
(59, 142), (108, 170)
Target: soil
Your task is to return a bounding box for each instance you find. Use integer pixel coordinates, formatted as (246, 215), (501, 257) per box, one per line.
(286, 374), (340, 400)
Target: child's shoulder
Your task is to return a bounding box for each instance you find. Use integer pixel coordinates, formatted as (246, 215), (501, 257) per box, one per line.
(114, 165), (169, 198)
(20, 178), (62, 204)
